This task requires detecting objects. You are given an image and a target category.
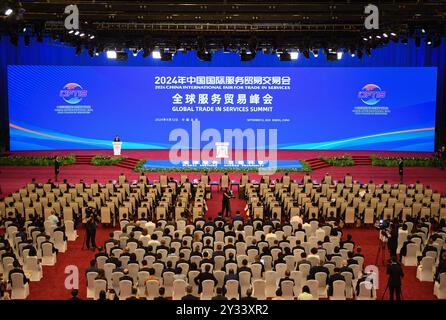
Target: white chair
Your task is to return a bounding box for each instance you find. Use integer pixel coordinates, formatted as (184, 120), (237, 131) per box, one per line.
(200, 279), (215, 300)
(225, 280), (239, 300)
(416, 256), (434, 282)
(315, 272), (328, 298)
(94, 279), (107, 300)
(145, 279), (160, 300)
(252, 279), (266, 300)
(119, 279), (133, 300)
(10, 272), (30, 300)
(265, 270), (277, 298)
(402, 243), (418, 267)
(356, 281), (376, 300)
(434, 273), (446, 299)
(86, 271), (98, 299)
(330, 280), (346, 300)
(65, 220), (78, 241)
(41, 242), (57, 266)
(136, 271), (149, 297)
(23, 256), (43, 281)
(281, 280), (295, 300)
(306, 279), (319, 300)
(239, 271), (252, 297)
(341, 271), (354, 299)
(53, 230), (67, 253)
(163, 271), (175, 297)
(173, 279), (187, 300)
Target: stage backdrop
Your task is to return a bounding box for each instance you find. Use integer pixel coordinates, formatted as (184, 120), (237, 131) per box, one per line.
(8, 65), (437, 151)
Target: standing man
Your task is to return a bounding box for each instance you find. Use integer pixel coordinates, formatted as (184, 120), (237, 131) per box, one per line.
(114, 135), (121, 142)
(398, 158), (404, 183)
(85, 208), (98, 251)
(221, 188), (233, 217)
(386, 256), (404, 300)
(54, 156), (61, 182)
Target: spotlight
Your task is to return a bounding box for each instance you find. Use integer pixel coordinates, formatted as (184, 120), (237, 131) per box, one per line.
(421, 29), (426, 34)
(152, 50), (161, 59)
(390, 32), (397, 37)
(240, 49), (256, 62)
(363, 37), (368, 42)
(68, 30), (74, 34)
(383, 33), (388, 38)
(279, 51), (291, 61)
(79, 33), (85, 37)
(5, 8), (13, 16)
(326, 50), (338, 62)
(74, 31), (80, 36)
(290, 51), (299, 60)
(132, 48), (140, 57)
(337, 51), (343, 60)
(89, 35), (95, 40)
(106, 50), (117, 59)
(312, 49), (319, 58)
(197, 50), (212, 61)
(426, 38), (432, 46)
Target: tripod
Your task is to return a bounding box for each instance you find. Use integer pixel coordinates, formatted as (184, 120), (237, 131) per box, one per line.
(381, 277), (404, 300)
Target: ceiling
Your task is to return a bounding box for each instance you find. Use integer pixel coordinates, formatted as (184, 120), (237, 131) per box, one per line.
(1, 1), (445, 58)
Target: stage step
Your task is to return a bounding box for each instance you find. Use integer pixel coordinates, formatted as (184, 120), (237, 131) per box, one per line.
(305, 158), (332, 171)
(75, 155), (94, 165)
(352, 156), (372, 166)
(114, 157), (140, 170)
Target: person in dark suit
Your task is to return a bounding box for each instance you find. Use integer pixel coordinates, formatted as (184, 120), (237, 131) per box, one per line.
(85, 210), (98, 250)
(194, 264), (217, 293)
(308, 261), (330, 280)
(69, 289), (81, 300)
(327, 268), (345, 296)
(221, 188), (233, 217)
(114, 135), (121, 142)
(212, 287), (228, 300)
(9, 260), (29, 284)
(154, 287), (167, 300)
(223, 269), (239, 290)
(386, 256), (404, 300)
(398, 158), (404, 183)
(182, 285), (199, 300)
(119, 269), (134, 286)
(54, 157), (61, 182)
(241, 288), (257, 300)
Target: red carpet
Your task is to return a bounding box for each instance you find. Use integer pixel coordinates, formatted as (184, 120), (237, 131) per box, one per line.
(1, 158), (444, 300)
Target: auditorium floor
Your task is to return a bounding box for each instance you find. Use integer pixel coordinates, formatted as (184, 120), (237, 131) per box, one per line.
(1, 164), (445, 300)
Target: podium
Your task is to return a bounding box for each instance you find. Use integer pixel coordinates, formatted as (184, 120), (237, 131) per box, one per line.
(113, 142), (122, 156)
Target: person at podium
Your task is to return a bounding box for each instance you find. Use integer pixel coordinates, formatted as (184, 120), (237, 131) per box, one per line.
(113, 135), (121, 142)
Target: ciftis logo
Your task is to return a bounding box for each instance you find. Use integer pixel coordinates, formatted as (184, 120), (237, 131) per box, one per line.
(59, 83), (88, 104)
(358, 84), (386, 106)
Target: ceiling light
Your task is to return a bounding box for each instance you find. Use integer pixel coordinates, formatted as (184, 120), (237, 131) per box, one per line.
(106, 50), (117, 59)
(5, 8), (13, 16)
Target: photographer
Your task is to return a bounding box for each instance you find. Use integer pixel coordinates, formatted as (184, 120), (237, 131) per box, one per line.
(85, 207), (99, 251)
(386, 256), (404, 300)
(221, 188), (234, 217)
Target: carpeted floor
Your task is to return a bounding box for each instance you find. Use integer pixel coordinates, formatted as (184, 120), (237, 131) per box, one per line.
(1, 163), (444, 300)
